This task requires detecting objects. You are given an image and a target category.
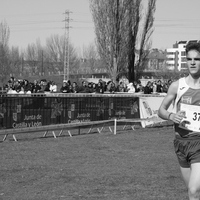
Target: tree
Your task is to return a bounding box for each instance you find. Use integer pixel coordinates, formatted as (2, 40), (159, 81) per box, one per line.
(35, 39), (44, 75)
(25, 43), (38, 75)
(0, 20), (10, 84)
(24, 39), (46, 76)
(80, 43), (102, 73)
(128, 0), (156, 82)
(90, 0), (128, 81)
(90, 0), (156, 82)
(9, 46), (22, 77)
(45, 34), (79, 77)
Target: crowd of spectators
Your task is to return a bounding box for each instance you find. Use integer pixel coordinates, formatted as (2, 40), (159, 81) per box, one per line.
(2, 77), (58, 94)
(1, 76), (172, 95)
(143, 79), (172, 94)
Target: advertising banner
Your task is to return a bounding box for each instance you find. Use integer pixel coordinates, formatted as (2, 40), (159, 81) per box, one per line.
(139, 96), (173, 127)
(0, 94), (140, 130)
(0, 94), (175, 130)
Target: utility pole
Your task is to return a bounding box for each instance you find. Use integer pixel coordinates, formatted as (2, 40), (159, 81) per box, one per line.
(41, 50), (44, 75)
(21, 54), (24, 76)
(63, 10), (71, 81)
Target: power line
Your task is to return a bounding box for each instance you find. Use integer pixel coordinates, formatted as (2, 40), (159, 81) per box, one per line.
(155, 18), (200, 21)
(0, 11), (92, 17)
(10, 20), (62, 26)
(72, 20), (93, 23)
(63, 10), (72, 81)
(154, 24), (200, 28)
(11, 27), (63, 32)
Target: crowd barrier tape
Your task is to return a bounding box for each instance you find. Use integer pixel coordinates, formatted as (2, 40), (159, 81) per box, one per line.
(0, 117), (164, 141)
(0, 119), (114, 141)
(0, 93), (172, 141)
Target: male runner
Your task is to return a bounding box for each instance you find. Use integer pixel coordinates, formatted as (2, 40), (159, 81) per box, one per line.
(158, 41), (200, 200)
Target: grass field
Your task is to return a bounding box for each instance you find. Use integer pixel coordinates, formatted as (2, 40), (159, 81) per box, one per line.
(0, 125), (188, 200)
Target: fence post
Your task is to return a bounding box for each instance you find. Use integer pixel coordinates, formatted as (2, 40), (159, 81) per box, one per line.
(114, 118), (117, 135)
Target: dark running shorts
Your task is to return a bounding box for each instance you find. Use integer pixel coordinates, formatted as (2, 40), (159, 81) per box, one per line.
(174, 136), (200, 168)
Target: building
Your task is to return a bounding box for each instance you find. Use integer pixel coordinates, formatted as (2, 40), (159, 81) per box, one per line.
(145, 48), (166, 71)
(166, 40), (198, 71)
(135, 48), (167, 79)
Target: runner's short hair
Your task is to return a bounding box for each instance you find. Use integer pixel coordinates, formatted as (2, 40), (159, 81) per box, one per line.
(186, 41), (200, 54)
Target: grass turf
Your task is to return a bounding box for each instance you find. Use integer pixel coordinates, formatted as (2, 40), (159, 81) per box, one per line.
(0, 126), (188, 200)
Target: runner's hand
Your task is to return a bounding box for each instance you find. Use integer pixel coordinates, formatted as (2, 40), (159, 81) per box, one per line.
(170, 110), (186, 124)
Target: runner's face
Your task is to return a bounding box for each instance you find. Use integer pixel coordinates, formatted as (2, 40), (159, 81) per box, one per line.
(187, 50), (200, 77)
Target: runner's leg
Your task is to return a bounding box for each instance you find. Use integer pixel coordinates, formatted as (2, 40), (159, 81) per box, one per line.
(188, 163), (200, 200)
(180, 166), (191, 187)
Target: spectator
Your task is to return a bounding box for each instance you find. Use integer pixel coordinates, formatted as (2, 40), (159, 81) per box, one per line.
(72, 82), (79, 93)
(117, 81), (127, 92)
(162, 79), (172, 93)
(144, 81), (153, 94)
(23, 79), (32, 93)
(108, 81), (116, 93)
(32, 80), (41, 93)
(60, 81), (69, 93)
(127, 82), (135, 93)
(105, 80), (112, 92)
(99, 79), (107, 91)
(68, 84), (73, 93)
(96, 81), (104, 94)
(44, 81), (51, 93)
(50, 81), (57, 93)
(152, 81), (157, 93)
(87, 82), (94, 93)
(134, 80), (144, 92)
(13, 80), (22, 93)
(79, 81), (89, 93)
(91, 83), (97, 93)
(39, 80), (46, 92)
(156, 80), (163, 93)
(67, 80), (71, 88)
(162, 82), (169, 93)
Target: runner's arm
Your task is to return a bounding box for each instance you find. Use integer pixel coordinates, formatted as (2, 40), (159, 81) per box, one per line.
(158, 81), (178, 120)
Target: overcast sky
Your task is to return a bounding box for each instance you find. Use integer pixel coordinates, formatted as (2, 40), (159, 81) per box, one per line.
(1, 0), (200, 51)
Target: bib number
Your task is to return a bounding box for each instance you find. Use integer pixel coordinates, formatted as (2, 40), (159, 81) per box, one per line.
(179, 103), (200, 132)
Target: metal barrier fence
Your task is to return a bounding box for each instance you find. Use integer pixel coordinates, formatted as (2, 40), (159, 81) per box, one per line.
(0, 93), (141, 130)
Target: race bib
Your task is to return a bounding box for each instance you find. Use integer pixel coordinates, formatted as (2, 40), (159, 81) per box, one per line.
(179, 103), (200, 132)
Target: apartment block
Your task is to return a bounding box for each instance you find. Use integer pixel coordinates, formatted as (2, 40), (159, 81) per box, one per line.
(166, 40), (198, 71)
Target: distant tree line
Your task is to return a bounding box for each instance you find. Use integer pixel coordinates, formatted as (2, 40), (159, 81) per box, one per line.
(0, 21), (106, 85)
